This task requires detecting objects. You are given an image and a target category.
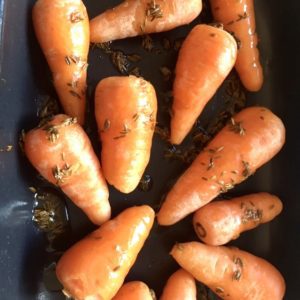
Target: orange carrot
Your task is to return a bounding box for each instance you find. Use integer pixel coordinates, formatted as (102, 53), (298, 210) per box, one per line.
(193, 193), (283, 245)
(32, 0), (89, 124)
(113, 281), (155, 300)
(24, 114), (110, 225)
(95, 76), (157, 194)
(171, 24), (237, 144)
(56, 205), (155, 300)
(90, 0), (202, 43)
(160, 269), (196, 300)
(210, 0), (263, 91)
(171, 242), (286, 300)
(157, 107), (285, 225)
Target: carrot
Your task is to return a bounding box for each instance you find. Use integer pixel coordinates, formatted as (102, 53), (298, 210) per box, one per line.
(24, 114), (110, 225)
(210, 0), (263, 91)
(112, 281), (155, 300)
(171, 242), (286, 300)
(56, 205), (155, 300)
(157, 107), (285, 225)
(193, 193), (283, 246)
(90, 0), (202, 43)
(32, 0), (89, 125)
(160, 269), (196, 300)
(171, 24), (237, 144)
(95, 76), (157, 194)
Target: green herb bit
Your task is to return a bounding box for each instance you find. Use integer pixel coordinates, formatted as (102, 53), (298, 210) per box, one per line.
(229, 118), (246, 136)
(146, 0), (163, 21)
(242, 160), (251, 178)
(70, 11), (84, 23)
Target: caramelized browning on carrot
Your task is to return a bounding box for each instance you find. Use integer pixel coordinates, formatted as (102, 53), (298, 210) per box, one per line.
(210, 0), (263, 91)
(113, 281), (155, 300)
(160, 269), (196, 300)
(157, 107), (285, 225)
(24, 114), (110, 225)
(95, 76), (157, 194)
(90, 0), (202, 43)
(193, 193), (283, 245)
(56, 205), (155, 300)
(33, 0), (89, 124)
(171, 242), (286, 300)
(171, 24), (237, 144)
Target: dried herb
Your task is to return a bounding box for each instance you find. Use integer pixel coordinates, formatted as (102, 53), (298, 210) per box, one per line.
(146, 0), (163, 21)
(129, 66), (141, 77)
(232, 269), (242, 281)
(207, 146), (224, 154)
(173, 38), (184, 51)
(195, 222), (207, 238)
(242, 160), (251, 178)
(175, 243), (184, 251)
(112, 266), (120, 272)
(29, 186), (37, 194)
(138, 174), (153, 192)
(70, 11), (84, 23)
(111, 50), (130, 74)
(154, 125), (170, 141)
(242, 207), (263, 223)
(232, 256), (243, 281)
(52, 163), (80, 185)
(96, 42), (112, 54)
(0, 145), (13, 152)
(215, 287), (224, 294)
(236, 12), (248, 22)
(127, 54), (141, 62)
(101, 119), (111, 132)
(218, 179), (235, 193)
(160, 66), (172, 81)
(43, 117), (77, 142)
(229, 118), (245, 135)
(162, 38), (171, 50)
(69, 90), (82, 99)
(207, 157), (215, 170)
(114, 124), (131, 139)
(142, 35), (154, 52)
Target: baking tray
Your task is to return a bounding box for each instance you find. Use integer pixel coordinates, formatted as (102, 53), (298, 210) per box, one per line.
(0, 0), (299, 299)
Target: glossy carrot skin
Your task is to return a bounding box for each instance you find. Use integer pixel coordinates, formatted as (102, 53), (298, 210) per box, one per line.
(113, 281), (155, 300)
(24, 114), (110, 225)
(210, 0), (263, 91)
(171, 24), (237, 144)
(171, 242), (286, 300)
(95, 76), (157, 194)
(90, 0), (202, 43)
(157, 107), (285, 225)
(33, 0), (89, 124)
(160, 269), (196, 300)
(193, 193), (283, 245)
(56, 205), (155, 300)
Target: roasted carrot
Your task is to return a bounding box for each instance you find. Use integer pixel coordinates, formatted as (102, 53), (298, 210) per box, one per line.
(90, 0), (202, 43)
(193, 193), (283, 246)
(160, 269), (196, 300)
(171, 242), (286, 300)
(56, 205), (154, 300)
(113, 281), (155, 300)
(210, 0), (263, 91)
(32, 0), (89, 124)
(95, 76), (157, 194)
(24, 114), (110, 225)
(171, 24), (237, 144)
(157, 107), (285, 225)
